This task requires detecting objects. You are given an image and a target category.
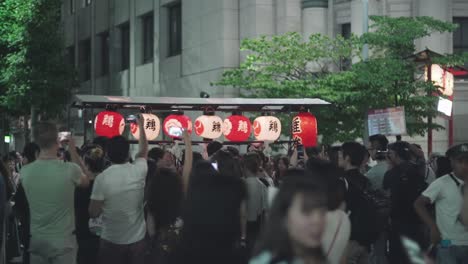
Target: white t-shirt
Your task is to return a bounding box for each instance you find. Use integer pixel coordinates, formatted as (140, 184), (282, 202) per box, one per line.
(422, 173), (468, 246)
(244, 176), (267, 222)
(322, 210), (351, 264)
(91, 158), (148, 244)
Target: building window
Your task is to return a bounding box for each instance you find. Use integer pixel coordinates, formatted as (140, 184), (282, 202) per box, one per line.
(142, 13), (154, 63)
(98, 31), (109, 76)
(168, 3), (182, 57)
(66, 46), (75, 68)
(119, 23), (130, 71)
(340, 23), (351, 70)
(70, 0), (75, 14)
(454, 17), (468, 58)
(341, 23), (351, 39)
(79, 39), (91, 82)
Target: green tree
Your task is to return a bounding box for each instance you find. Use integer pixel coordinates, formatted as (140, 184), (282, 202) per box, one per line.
(216, 16), (465, 144)
(0, 0), (76, 139)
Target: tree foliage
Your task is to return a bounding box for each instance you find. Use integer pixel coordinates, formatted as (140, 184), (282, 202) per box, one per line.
(0, 0), (76, 117)
(216, 16), (466, 144)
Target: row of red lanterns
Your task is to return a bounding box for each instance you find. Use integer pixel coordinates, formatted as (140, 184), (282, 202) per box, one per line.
(94, 111), (317, 146)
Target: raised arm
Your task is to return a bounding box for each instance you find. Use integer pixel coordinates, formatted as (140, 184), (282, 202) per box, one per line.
(135, 114), (149, 160)
(289, 145), (298, 168)
(182, 130), (193, 194)
(68, 138), (90, 187)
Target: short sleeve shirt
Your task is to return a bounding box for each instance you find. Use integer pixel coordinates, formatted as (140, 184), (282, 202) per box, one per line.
(422, 174), (468, 245)
(91, 158), (148, 244)
(20, 160), (82, 243)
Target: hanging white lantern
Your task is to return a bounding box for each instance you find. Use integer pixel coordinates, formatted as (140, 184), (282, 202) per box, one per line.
(253, 116), (281, 141)
(194, 115), (223, 139)
(130, 113), (161, 140)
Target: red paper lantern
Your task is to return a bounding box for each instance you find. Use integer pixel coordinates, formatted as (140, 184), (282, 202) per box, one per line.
(223, 115), (252, 141)
(292, 112), (317, 147)
(194, 115), (223, 139)
(253, 116), (281, 141)
(163, 114), (193, 138)
(94, 111), (125, 138)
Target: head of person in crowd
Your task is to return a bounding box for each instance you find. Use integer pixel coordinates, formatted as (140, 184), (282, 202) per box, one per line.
(148, 147), (175, 168)
(207, 141), (223, 157)
(92, 136), (109, 156)
(306, 160), (347, 211)
(435, 156), (452, 178)
(22, 142), (40, 165)
(146, 167), (183, 230)
(175, 161), (246, 260)
(107, 136), (130, 164)
(446, 143), (468, 181)
(274, 156), (290, 182)
(82, 145), (105, 175)
(243, 152), (261, 176)
(2, 152), (18, 174)
(226, 146), (240, 159)
(368, 134), (389, 161)
(34, 122), (60, 154)
(328, 146), (342, 167)
(254, 174), (328, 263)
(0, 159), (14, 200)
(305, 147), (321, 160)
(211, 149), (244, 179)
(409, 143), (426, 164)
(338, 142), (367, 170)
(387, 141), (412, 167)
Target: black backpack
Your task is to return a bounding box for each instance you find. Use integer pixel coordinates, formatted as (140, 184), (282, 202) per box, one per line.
(344, 178), (390, 247)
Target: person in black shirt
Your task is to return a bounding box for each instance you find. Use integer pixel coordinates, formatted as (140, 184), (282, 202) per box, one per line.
(384, 141), (427, 263)
(338, 142), (372, 263)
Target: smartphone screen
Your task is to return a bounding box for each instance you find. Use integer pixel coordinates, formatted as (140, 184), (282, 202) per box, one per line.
(168, 127), (183, 137)
(58, 132), (71, 141)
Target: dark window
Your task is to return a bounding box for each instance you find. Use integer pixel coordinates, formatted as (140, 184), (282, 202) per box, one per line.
(70, 0), (75, 14)
(66, 46), (75, 68)
(98, 31), (109, 76)
(341, 23), (351, 39)
(142, 13), (154, 63)
(340, 23), (351, 70)
(79, 39), (91, 82)
(120, 23), (130, 70)
(168, 3), (182, 56)
(85, 0), (91, 6)
(453, 17), (468, 68)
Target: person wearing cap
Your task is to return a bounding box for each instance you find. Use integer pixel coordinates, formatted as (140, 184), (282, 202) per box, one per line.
(414, 143), (468, 264)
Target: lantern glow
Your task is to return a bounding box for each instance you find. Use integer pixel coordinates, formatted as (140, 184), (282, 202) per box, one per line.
(292, 112), (318, 147)
(94, 111), (125, 138)
(130, 113), (161, 140)
(253, 116), (281, 141)
(194, 115), (223, 139)
(163, 114), (193, 138)
(223, 115), (252, 141)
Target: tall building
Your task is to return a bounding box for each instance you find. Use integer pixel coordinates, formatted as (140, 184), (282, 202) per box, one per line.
(62, 0), (468, 153)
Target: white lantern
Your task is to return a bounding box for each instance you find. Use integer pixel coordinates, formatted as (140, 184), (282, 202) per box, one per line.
(130, 113), (161, 140)
(194, 115), (223, 139)
(253, 116), (281, 141)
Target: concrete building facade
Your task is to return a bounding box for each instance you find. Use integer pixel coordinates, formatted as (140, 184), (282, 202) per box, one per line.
(62, 0), (468, 153)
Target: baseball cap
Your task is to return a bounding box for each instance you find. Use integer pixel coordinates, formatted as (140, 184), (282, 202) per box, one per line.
(446, 143), (468, 160)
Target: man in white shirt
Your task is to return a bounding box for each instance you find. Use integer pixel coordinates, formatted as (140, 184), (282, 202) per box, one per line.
(89, 115), (148, 264)
(414, 143), (468, 264)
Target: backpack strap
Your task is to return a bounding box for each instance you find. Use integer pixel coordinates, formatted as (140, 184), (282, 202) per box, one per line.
(327, 212), (344, 257)
(449, 173), (461, 187)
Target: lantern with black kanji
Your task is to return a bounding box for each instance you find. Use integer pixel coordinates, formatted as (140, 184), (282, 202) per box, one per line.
(94, 111), (125, 138)
(130, 114), (161, 140)
(292, 112), (317, 147)
(253, 116), (281, 141)
(194, 115), (223, 139)
(163, 114), (193, 138)
(223, 115), (252, 141)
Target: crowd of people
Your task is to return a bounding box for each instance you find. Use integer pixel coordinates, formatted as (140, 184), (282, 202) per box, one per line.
(0, 115), (467, 264)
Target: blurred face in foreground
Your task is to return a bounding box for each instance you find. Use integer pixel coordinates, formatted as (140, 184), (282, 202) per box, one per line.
(286, 193), (327, 250)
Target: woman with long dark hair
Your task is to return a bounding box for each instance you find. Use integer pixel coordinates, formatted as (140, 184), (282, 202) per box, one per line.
(251, 173), (328, 264)
(170, 161), (247, 264)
